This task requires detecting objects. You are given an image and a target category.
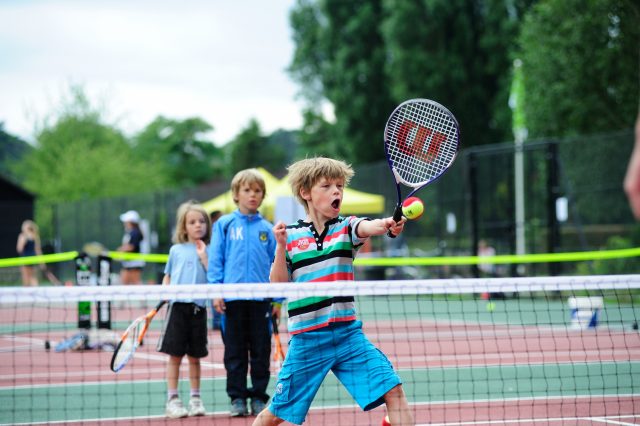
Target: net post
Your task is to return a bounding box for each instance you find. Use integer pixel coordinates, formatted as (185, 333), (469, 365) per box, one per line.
(97, 254), (112, 329)
(74, 252), (92, 330)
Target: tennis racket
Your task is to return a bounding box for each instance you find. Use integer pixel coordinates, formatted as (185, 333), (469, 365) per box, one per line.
(271, 314), (285, 369)
(43, 268), (62, 285)
(384, 98), (460, 237)
(54, 331), (88, 352)
(110, 300), (167, 373)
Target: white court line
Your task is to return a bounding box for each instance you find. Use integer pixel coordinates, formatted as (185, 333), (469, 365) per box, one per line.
(1, 398), (639, 425)
(588, 417), (640, 426)
(417, 415), (640, 426)
(0, 368), (168, 382)
(6, 411), (639, 426)
(129, 350), (224, 369)
(391, 351), (640, 369)
(369, 324), (634, 340)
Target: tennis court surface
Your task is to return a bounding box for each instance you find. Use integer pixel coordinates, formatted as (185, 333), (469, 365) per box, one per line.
(1, 275), (639, 425)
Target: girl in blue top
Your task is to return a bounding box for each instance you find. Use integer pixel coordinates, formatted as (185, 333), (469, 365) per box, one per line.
(158, 201), (211, 419)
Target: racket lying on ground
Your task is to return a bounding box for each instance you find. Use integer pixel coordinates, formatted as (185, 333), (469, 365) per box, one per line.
(271, 314), (285, 369)
(384, 98), (460, 236)
(110, 300), (167, 373)
(54, 331), (88, 352)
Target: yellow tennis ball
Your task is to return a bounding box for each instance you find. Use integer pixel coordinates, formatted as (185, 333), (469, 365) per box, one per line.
(402, 197), (424, 220)
(486, 302), (496, 312)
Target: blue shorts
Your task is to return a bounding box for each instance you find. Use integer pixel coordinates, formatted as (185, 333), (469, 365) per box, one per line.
(269, 320), (401, 425)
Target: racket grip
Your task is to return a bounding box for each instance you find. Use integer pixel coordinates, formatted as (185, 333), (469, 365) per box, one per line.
(387, 205), (403, 238)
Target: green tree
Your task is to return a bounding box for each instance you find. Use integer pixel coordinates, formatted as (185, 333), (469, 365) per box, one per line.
(296, 108), (338, 159)
(13, 88), (165, 225)
(382, 0), (532, 146)
(226, 119), (287, 175)
(290, 0), (534, 156)
(518, 0), (639, 228)
(481, 0), (535, 142)
(13, 88), (168, 240)
(289, 0), (394, 164)
(519, 0), (639, 138)
(133, 116), (224, 186)
(0, 124), (32, 180)
(289, 0), (328, 106)
(266, 129), (300, 170)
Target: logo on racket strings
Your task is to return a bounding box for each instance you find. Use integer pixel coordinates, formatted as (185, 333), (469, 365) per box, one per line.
(396, 120), (445, 163)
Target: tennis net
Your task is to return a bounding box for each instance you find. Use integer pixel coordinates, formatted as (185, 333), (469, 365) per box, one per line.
(1, 275), (639, 425)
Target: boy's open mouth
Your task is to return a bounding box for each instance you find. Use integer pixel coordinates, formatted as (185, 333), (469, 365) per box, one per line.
(331, 199), (340, 209)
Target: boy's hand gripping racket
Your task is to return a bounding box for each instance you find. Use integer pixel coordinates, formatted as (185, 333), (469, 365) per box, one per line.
(271, 314), (285, 370)
(110, 300), (167, 373)
(384, 98), (460, 237)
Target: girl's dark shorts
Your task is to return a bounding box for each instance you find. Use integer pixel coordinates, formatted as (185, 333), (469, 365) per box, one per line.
(157, 302), (208, 358)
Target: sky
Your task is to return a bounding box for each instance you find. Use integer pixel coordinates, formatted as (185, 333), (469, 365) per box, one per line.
(0, 0), (304, 146)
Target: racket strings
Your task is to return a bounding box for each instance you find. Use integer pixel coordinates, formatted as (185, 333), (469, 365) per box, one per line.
(386, 100), (458, 186)
(112, 321), (141, 370)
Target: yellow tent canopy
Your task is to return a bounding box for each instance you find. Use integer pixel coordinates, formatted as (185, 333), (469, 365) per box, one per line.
(202, 168), (385, 222)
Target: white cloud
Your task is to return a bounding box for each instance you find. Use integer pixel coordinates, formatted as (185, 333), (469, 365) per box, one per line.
(0, 0), (302, 145)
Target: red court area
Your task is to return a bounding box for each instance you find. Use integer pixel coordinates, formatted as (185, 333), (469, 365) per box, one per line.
(1, 304), (640, 425)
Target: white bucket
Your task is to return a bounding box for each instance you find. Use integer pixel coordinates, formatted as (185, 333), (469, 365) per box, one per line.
(567, 297), (603, 329)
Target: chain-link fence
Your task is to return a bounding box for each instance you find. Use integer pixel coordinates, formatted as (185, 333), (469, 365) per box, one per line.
(352, 129), (637, 278)
(43, 129), (637, 282)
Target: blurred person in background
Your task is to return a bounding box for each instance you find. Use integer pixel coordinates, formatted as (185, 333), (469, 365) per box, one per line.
(477, 239), (497, 277)
(16, 219), (43, 286)
(210, 210), (222, 224)
(116, 210), (145, 284)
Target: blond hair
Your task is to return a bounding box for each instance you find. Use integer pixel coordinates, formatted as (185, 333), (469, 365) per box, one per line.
(287, 157), (354, 212)
(172, 200), (211, 244)
(21, 220), (39, 236)
(230, 168), (267, 204)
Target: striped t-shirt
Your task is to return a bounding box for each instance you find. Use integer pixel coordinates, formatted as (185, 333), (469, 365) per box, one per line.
(284, 216), (369, 334)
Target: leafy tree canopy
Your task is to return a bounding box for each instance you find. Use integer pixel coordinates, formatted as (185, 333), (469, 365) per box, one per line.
(133, 116), (224, 186)
(226, 119), (288, 176)
(14, 86), (168, 203)
(289, 0), (535, 162)
(519, 0), (640, 138)
(290, 0), (394, 164)
(0, 123), (32, 180)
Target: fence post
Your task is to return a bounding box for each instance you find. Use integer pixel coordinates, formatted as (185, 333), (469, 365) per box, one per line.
(547, 141), (561, 275)
(468, 152), (480, 278)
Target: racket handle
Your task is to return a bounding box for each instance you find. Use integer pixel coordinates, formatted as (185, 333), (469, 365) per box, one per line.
(387, 205), (403, 238)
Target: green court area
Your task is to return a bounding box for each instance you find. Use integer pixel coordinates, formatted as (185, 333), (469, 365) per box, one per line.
(2, 362), (639, 424)
(357, 295), (640, 328)
(2, 285), (639, 424)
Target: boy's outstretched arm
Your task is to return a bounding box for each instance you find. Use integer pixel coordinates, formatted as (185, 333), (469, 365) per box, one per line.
(357, 217), (406, 238)
(270, 221), (289, 283)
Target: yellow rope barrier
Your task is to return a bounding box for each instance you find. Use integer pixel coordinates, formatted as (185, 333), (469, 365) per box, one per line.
(0, 251), (79, 268)
(1, 247), (638, 268)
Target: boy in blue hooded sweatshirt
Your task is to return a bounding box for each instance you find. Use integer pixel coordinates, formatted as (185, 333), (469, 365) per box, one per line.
(207, 168), (279, 417)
